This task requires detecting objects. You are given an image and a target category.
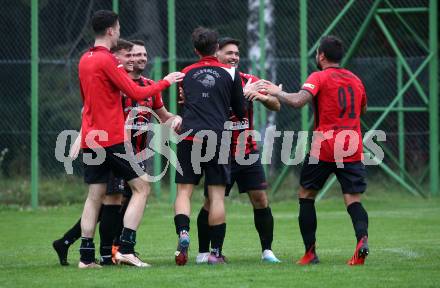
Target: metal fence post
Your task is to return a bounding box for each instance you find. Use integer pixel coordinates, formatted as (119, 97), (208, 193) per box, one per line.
(112, 0), (119, 13)
(31, 0), (39, 209)
(397, 58), (405, 178)
(168, 0), (177, 203)
(153, 57), (162, 199)
(258, 0), (267, 128)
(429, 0), (439, 196)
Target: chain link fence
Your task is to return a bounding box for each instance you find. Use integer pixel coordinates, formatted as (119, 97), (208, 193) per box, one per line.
(0, 0), (437, 205)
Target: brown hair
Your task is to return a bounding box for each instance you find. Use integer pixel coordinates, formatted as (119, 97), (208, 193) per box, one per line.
(191, 27), (219, 56)
(110, 39), (134, 53)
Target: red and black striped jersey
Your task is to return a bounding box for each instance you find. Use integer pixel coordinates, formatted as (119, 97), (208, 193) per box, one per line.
(122, 76), (164, 154)
(78, 46), (170, 148)
(229, 72), (260, 156)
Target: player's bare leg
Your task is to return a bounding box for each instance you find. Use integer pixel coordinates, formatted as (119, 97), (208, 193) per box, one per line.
(123, 178), (149, 230)
(207, 185), (227, 264)
(78, 183), (106, 268)
(114, 177), (151, 267)
(296, 186), (319, 265)
(174, 184), (193, 265)
(344, 193), (369, 265)
(248, 190), (280, 263)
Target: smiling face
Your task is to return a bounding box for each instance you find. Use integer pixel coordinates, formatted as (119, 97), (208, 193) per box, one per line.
(132, 44), (148, 73)
(114, 48), (134, 72)
(216, 43), (240, 68)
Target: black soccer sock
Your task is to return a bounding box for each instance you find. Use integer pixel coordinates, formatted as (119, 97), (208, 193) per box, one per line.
(209, 223), (226, 255)
(254, 207), (274, 252)
(79, 237), (95, 264)
(298, 198), (317, 252)
(347, 202), (369, 242)
(113, 200), (129, 246)
(197, 208), (210, 253)
(174, 214), (190, 235)
(99, 205), (121, 259)
(60, 218), (82, 246)
(119, 227), (136, 254)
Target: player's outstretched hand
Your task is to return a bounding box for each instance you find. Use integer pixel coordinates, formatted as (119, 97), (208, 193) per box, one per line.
(245, 90), (269, 102)
(167, 115), (182, 133)
(164, 72), (185, 85)
(244, 78), (268, 95)
(260, 80), (282, 95)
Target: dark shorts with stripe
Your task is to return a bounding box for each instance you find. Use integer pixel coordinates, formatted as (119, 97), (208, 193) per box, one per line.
(300, 154), (367, 194)
(83, 143), (145, 187)
(175, 139), (231, 186)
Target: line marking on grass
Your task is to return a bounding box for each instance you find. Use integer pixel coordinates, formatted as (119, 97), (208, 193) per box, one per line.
(381, 248), (421, 258)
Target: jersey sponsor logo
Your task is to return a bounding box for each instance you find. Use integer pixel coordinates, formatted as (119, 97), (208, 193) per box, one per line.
(196, 74), (216, 88)
(192, 68), (222, 89)
(225, 118), (249, 130)
(303, 83), (315, 89)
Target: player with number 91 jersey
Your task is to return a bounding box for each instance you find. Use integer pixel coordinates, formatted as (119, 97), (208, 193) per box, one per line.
(301, 67), (367, 163)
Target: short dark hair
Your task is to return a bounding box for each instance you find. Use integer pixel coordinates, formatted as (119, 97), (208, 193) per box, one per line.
(111, 39), (134, 53)
(130, 39), (145, 46)
(218, 37), (241, 50)
(191, 27), (219, 56)
(91, 10), (119, 36)
(318, 35), (344, 63)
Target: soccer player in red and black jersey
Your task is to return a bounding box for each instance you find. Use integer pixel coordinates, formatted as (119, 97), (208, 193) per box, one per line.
(261, 35), (369, 265)
(109, 39), (183, 261)
(194, 37), (282, 264)
(52, 39), (137, 267)
(173, 27), (246, 265)
(77, 10), (184, 268)
(53, 39), (183, 267)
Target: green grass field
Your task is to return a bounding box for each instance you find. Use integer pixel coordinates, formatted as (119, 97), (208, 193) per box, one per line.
(1, 194), (439, 288)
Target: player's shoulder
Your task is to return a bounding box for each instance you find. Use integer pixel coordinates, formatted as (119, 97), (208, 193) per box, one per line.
(81, 48), (117, 68)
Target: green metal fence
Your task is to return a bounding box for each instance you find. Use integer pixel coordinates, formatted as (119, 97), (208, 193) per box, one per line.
(0, 0), (437, 207)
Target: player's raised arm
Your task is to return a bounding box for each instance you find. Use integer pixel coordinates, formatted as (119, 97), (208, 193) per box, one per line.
(260, 80), (313, 108)
(104, 61), (184, 101)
